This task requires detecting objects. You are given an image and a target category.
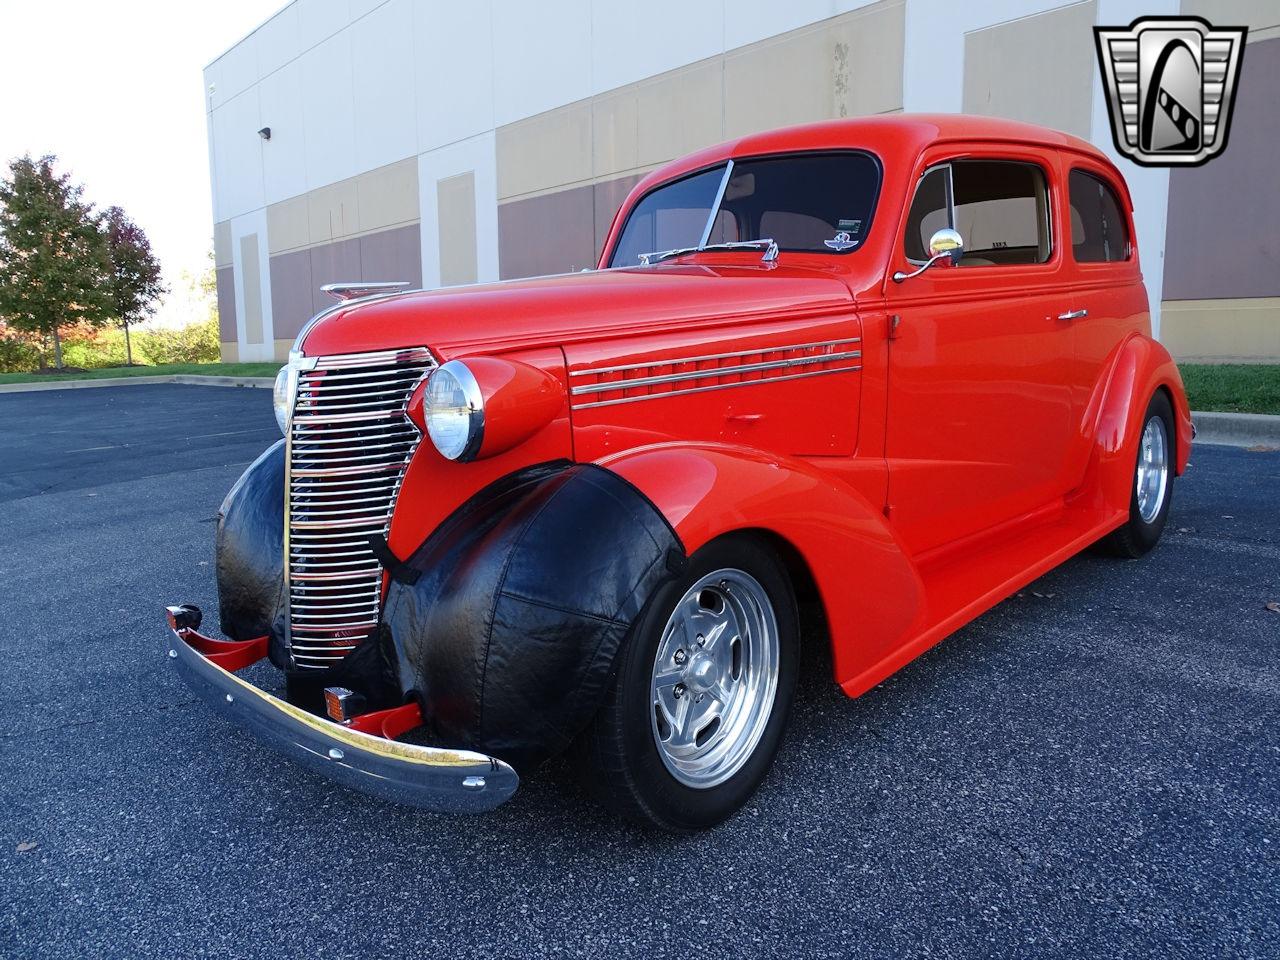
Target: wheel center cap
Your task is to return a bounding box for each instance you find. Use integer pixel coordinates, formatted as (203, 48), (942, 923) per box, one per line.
(690, 657), (716, 689)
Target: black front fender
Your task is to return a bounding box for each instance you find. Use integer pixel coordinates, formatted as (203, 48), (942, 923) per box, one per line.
(215, 439), (285, 644)
(382, 462), (685, 770)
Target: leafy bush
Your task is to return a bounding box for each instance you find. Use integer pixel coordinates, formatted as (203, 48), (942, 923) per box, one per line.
(1, 317), (220, 371)
(0, 331), (40, 372)
(135, 317), (220, 364)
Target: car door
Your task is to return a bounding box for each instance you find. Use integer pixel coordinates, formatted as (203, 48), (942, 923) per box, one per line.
(1061, 163), (1148, 479)
(883, 146), (1077, 557)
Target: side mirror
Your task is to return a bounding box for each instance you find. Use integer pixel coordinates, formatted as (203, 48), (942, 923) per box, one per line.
(893, 228), (964, 283)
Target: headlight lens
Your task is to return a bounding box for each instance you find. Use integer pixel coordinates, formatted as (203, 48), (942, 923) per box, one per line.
(272, 365), (294, 435)
(425, 360), (484, 461)
(273, 355), (312, 435)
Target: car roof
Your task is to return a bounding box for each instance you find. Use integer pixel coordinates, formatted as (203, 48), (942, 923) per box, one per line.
(631, 113), (1117, 195)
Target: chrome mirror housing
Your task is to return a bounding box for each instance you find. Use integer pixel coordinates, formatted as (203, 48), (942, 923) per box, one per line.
(893, 228), (965, 283)
(928, 228), (964, 260)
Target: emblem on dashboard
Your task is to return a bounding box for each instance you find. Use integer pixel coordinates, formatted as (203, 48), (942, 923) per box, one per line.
(824, 231), (857, 252)
(1094, 16), (1247, 167)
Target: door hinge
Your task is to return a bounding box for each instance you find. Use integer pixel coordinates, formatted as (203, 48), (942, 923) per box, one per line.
(888, 314), (901, 341)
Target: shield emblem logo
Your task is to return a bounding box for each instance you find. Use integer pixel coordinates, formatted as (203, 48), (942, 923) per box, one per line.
(1094, 17), (1247, 167)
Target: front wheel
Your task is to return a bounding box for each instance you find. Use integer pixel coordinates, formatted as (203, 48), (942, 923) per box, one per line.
(573, 534), (798, 831)
(1102, 390), (1175, 558)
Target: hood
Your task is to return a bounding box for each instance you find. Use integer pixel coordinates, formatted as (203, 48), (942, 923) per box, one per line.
(297, 262), (855, 360)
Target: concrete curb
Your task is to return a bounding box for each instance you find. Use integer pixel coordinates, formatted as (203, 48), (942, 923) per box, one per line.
(0, 375), (274, 394)
(1192, 410), (1280, 448)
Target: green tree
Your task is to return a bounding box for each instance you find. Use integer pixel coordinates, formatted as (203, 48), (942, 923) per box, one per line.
(0, 155), (112, 369)
(101, 205), (165, 366)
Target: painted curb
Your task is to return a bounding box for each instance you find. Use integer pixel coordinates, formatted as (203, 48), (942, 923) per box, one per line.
(1192, 410), (1280, 448)
(0, 375), (275, 394)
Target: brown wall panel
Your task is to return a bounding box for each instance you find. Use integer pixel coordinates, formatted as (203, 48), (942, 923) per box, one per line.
(271, 225), (422, 337)
(307, 236), (363, 316)
(268, 248), (314, 342)
(1164, 37), (1280, 299)
(594, 174), (643, 260)
(359, 223), (423, 289)
(498, 183), (596, 279)
(215, 266), (237, 343)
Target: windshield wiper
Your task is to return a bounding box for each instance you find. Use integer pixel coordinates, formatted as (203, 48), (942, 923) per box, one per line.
(637, 238), (779, 267)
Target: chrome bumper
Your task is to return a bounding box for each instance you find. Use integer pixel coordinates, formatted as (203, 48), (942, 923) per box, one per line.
(166, 620), (519, 814)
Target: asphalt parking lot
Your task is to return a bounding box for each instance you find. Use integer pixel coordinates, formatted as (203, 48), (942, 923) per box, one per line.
(1, 384), (1277, 958)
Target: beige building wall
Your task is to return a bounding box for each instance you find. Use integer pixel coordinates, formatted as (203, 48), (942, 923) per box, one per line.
(962, 1), (1097, 140)
(217, 157), (424, 360)
(1162, 299), (1280, 362)
(495, 0), (906, 278)
(437, 172), (479, 287)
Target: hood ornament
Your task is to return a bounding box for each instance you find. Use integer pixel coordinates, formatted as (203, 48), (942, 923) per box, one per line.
(321, 281), (412, 303)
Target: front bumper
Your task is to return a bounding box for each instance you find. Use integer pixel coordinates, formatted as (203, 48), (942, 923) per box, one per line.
(166, 610), (518, 813)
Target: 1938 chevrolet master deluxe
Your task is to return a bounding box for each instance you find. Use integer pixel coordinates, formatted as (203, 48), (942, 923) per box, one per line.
(167, 115), (1192, 831)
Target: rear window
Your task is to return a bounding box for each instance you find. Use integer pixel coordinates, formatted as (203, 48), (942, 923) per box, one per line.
(608, 152), (881, 267)
(1069, 170), (1130, 263)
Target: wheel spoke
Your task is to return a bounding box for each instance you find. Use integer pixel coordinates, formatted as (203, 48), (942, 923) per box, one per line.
(653, 667), (684, 690)
(710, 678), (736, 706)
(671, 694), (721, 750)
(666, 693), (696, 748)
(700, 617), (731, 652)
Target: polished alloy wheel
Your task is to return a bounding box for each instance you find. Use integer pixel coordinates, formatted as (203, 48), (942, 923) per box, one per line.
(649, 568), (779, 789)
(1136, 414), (1169, 523)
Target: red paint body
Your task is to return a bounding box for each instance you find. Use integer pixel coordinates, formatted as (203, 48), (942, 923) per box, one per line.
(299, 115), (1192, 699)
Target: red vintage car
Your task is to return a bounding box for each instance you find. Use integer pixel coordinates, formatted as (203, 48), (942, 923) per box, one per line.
(167, 115), (1192, 831)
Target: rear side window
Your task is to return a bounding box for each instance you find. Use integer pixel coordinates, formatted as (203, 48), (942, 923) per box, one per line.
(904, 160), (1051, 267)
(1069, 170), (1130, 263)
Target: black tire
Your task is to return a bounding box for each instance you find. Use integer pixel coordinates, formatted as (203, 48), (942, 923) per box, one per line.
(1101, 390), (1175, 558)
(572, 534), (799, 831)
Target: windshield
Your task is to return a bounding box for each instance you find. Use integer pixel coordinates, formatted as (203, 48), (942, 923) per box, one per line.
(608, 151), (880, 268)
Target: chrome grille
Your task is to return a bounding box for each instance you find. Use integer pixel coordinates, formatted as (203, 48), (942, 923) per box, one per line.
(286, 347), (435, 668)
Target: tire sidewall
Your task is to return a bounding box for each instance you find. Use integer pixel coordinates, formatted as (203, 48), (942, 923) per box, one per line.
(612, 534), (798, 831)
(1126, 391), (1176, 552)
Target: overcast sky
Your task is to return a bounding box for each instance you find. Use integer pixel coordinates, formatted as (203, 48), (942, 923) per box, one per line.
(0, 0), (283, 325)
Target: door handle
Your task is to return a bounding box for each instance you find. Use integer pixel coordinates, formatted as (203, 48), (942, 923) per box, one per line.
(1057, 309), (1088, 321)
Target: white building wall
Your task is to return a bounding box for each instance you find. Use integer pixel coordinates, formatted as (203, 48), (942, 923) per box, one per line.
(207, 0), (1186, 348)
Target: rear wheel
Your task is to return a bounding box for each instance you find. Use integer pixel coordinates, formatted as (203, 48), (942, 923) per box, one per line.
(573, 535), (798, 831)
(1102, 390), (1175, 558)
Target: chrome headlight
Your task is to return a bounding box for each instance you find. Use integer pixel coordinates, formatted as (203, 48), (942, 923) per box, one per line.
(272, 366), (294, 435)
(424, 360), (484, 461)
(272, 354), (315, 435)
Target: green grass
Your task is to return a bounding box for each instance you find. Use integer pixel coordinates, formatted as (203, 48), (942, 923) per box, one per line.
(1180, 363), (1280, 416)
(0, 362), (282, 385)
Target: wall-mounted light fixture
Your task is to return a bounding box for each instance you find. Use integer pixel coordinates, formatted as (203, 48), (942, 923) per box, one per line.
(258, 127), (272, 141)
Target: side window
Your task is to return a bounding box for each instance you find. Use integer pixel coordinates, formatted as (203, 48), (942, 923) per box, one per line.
(1069, 170), (1130, 263)
(951, 161), (1050, 266)
(902, 161), (1051, 267)
(904, 167), (949, 262)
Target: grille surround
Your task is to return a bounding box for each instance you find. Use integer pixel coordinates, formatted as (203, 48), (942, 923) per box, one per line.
(285, 347), (436, 669)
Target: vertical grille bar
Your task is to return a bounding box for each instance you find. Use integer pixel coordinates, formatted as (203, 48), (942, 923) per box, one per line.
(285, 347), (435, 669)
